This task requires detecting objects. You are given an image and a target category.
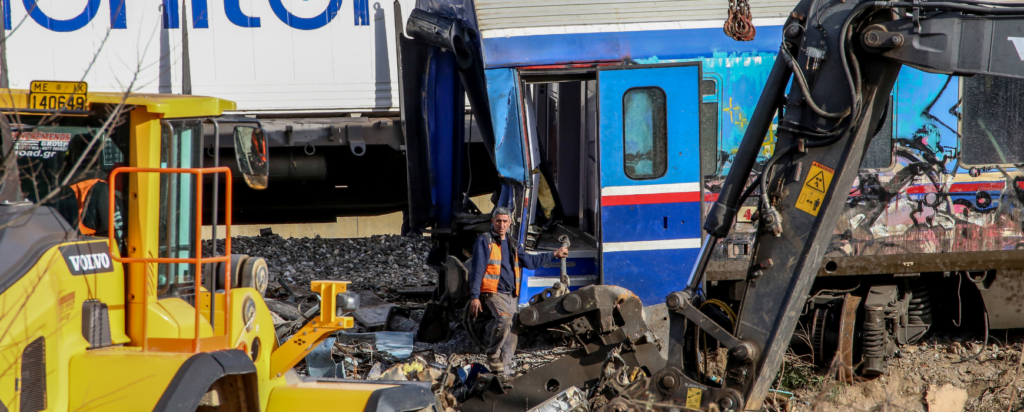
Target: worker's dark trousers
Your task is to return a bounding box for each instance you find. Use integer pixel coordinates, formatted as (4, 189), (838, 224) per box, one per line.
(482, 292), (518, 374)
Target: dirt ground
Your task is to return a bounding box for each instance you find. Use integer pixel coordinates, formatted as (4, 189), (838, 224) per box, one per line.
(778, 335), (1024, 412)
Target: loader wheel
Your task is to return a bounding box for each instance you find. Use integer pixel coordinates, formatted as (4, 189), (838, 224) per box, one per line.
(211, 254), (250, 290)
(241, 257), (269, 297)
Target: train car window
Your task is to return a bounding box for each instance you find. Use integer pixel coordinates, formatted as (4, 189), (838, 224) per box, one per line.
(861, 96), (895, 170)
(622, 86), (667, 180)
(962, 76), (1024, 166)
(700, 79), (719, 175)
(700, 80), (717, 96)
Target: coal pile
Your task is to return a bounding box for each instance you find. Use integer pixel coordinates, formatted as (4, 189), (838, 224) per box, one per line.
(203, 234), (435, 293)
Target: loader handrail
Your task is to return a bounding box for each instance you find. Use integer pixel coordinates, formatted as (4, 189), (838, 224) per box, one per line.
(107, 166), (233, 353)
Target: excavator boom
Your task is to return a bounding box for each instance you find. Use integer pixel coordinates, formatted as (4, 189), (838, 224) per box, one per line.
(671, 0), (1024, 409)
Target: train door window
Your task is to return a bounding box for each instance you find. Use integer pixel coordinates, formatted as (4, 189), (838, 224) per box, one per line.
(157, 119), (203, 299)
(861, 96), (895, 170)
(700, 78), (720, 176)
(961, 76), (1024, 166)
(622, 87), (667, 180)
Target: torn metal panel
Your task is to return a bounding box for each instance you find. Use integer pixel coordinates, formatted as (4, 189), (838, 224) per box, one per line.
(306, 337), (340, 378)
(397, 0), (434, 233)
(486, 68), (528, 182)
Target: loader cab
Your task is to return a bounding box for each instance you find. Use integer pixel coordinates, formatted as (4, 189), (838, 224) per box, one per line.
(11, 112), (130, 239)
(1, 87), (269, 349)
(0, 88), (436, 411)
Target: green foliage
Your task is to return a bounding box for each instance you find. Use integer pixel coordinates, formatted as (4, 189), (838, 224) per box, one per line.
(775, 354), (827, 391)
(826, 383), (846, 401)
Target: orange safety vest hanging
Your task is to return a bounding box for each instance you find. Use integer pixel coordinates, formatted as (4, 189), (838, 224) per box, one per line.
(70, 178), (101, 235)
(480, 235), (521, 297)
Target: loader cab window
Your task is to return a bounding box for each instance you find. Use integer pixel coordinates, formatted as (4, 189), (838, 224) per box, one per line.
(961, 75), (1024, 166)
(14, 112), (129, 240)
(157, 119), (204, 299)
(622, 87), (668, 180)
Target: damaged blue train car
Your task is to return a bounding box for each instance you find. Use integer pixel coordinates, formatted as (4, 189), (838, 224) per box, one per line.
(398, 0), (1024, 369)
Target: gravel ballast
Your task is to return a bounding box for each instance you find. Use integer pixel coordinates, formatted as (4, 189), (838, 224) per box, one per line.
(204, 234), (435, 292)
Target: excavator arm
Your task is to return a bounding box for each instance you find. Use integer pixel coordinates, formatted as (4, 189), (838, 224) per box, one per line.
(653, 0), (1024, 410)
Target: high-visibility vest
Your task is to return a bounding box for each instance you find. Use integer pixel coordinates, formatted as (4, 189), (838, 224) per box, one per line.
(480, 235), (521, 297)
(70, 178), (101, 235)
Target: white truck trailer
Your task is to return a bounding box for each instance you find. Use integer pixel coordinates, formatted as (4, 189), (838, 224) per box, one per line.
(2, 0), (492, 223)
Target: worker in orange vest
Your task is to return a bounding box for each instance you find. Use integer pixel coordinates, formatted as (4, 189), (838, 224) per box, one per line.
(468, 207), (569, 374)
(68, 172), (114, 237)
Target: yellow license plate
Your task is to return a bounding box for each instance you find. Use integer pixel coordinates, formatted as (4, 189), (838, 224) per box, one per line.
(29, 81), (88, 111)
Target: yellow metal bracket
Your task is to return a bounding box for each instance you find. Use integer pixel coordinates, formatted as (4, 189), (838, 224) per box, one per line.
(269, 281), (354, 378)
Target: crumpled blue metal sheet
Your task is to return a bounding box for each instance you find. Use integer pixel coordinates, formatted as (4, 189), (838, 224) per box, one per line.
(306, 337), (339, 378)
(485, 68), (528, 182)
(372, 331), (414, 359)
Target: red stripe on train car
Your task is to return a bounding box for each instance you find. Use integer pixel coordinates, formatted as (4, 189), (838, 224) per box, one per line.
(905, 181), (1009, 194)
(602, 191), (701, 206)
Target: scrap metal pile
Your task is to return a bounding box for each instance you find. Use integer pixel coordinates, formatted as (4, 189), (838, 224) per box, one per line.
(205, 234), (629, 411)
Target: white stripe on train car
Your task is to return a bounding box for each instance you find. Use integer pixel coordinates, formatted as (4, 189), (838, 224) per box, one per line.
(526, 250), (597, 259)
(527, 275), (599, 288)
(603, 238), (702, 253)
(481, 18), (789, 39)
(601, 182), (700, 197)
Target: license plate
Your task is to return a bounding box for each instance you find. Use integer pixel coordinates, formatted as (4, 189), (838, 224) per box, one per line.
(29, 81), (88, 111)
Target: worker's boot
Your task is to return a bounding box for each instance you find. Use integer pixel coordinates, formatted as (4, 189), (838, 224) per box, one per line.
(487, 355), (503, 373)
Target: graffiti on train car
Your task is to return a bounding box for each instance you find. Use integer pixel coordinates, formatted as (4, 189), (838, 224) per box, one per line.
(696, 58), (1024, 262)
(704, 52), (780, 166)
(835, 69), (1024, 257)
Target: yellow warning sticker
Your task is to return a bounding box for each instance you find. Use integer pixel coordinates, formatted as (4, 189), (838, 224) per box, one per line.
(686, 387), (702, 410)
(796, 161), (835, 216)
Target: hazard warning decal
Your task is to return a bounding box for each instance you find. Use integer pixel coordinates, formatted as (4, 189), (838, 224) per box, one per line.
(685, 387), (702, 409)
(796, 161), (835, 216)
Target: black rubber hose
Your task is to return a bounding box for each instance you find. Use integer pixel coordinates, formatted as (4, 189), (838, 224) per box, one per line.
(941, 0), (1024, 6)
(839, 2), (879, 134)
(739, 174), (762, 206)
(779, 46), (850, 120)
(759, 145), (796, 205)
(890, 1), (1024, 14)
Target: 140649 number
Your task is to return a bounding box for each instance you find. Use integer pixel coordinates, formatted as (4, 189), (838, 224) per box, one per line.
(27, 80), (89, 112)
(30, 94), (87, 111)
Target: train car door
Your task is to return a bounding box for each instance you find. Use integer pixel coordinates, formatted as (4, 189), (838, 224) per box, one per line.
(597, 62), (703, 305)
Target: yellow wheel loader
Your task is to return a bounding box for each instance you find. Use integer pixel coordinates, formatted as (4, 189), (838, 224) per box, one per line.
(0, 85), (436, 412)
